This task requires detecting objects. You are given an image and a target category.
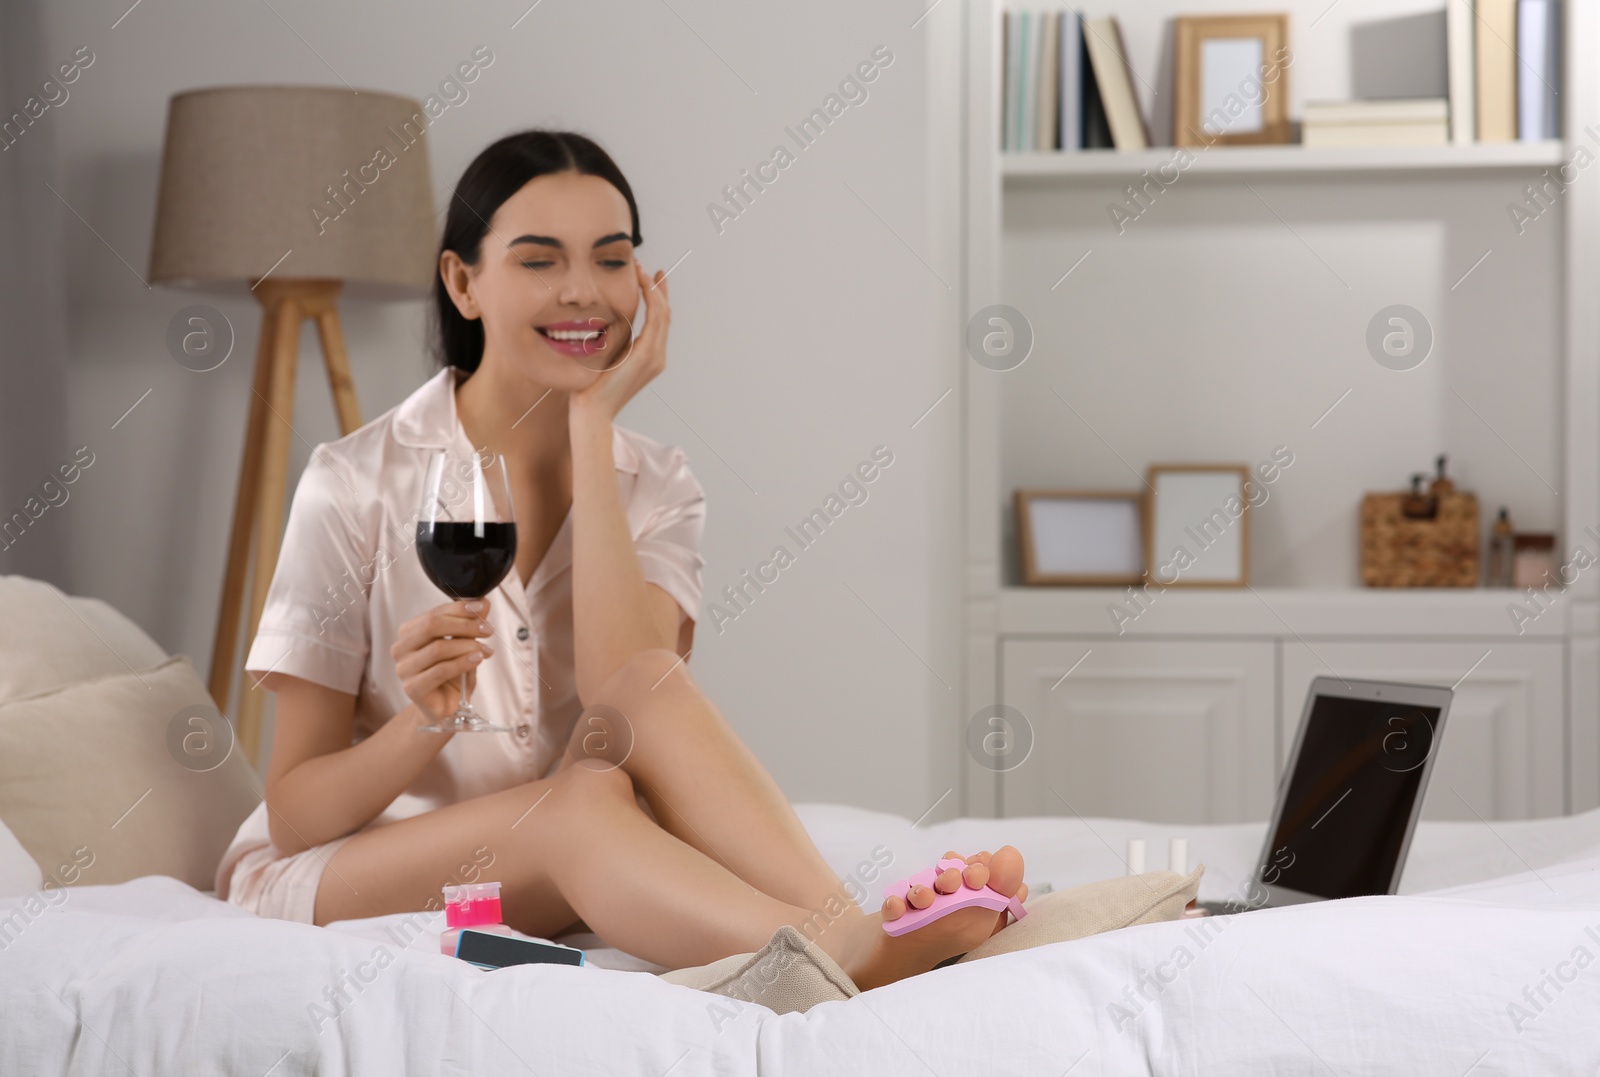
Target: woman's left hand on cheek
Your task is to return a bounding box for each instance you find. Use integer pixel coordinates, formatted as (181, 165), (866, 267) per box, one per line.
(571, 259), (670, 423)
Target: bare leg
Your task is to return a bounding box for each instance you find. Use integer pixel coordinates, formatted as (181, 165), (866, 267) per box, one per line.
(313, 755), (1023, 985)
(316, 761), (841, 967)
(561, 650), (863, 920)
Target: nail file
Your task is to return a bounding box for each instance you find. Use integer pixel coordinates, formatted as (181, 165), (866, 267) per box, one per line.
(454, 928), (585, 969)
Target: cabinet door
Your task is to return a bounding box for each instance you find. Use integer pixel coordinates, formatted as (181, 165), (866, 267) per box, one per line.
(1281, 641), (1566, 820)
(999, 640), (1277, 824)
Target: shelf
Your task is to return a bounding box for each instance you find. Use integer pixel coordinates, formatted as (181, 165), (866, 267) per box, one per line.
(996, 586), (1569, 640)
(1001, 140), (1568, 181)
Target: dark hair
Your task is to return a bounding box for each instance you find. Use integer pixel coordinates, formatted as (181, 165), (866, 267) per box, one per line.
(430, 129), (643, 374)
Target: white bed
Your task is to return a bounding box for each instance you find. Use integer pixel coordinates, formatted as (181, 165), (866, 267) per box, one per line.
(5, 801), (1600, 1075)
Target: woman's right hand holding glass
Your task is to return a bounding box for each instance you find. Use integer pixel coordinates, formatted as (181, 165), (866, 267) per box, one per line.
(391, 598), (496, 725)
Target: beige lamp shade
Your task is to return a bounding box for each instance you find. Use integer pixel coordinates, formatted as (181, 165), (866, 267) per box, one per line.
(148, 85), (438, 300)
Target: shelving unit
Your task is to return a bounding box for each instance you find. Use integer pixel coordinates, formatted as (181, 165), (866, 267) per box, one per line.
(949, 0), (1600, 825)
(1002, 139), (1568, 179)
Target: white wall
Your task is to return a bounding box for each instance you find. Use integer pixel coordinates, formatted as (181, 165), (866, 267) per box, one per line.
(34, 0), (965, 818)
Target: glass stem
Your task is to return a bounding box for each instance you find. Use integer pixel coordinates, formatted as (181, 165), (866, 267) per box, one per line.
(459, 671), (472, 714)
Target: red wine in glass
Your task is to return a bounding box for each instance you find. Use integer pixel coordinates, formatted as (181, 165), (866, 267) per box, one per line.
(415, 450), (518, 733)
(415, 522), (518, 600)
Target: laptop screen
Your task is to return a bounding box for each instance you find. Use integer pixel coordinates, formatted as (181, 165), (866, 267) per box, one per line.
(1261, 693), (1444, 900)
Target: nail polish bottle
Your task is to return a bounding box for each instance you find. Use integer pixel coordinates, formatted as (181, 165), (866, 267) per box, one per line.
(440, 881), (516, 956)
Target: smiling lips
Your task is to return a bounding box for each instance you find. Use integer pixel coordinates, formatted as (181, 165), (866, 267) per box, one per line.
(537, 318), (608, 358)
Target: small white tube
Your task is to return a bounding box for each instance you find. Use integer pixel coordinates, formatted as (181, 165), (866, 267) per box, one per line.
(1169, 837), (1188, 875)
(1126, 838), (1145, 875)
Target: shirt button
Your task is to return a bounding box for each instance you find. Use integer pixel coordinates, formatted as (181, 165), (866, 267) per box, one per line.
(515, 722), (530, 738)
(516, 626), (530, 642)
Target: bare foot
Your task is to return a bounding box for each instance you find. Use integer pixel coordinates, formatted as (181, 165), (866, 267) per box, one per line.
(823, 845), (1026, 992)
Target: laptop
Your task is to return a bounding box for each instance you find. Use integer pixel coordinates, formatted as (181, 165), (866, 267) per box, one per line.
(1197, 676), (1453, 915)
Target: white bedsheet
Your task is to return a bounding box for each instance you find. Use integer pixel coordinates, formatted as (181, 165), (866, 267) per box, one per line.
(5, 803), (1600, 1075)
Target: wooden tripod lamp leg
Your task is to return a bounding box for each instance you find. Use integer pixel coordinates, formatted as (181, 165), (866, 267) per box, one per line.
(235, 296), (303, 764)
(207, 305), (279, 712)
(209, 279), (363, 769)
(315, 304), (363, 436)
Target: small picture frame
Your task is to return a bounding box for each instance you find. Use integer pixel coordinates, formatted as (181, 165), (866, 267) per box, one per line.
(1145, 465), (1252, 588)
(1016, 490), (1145, 586)
(1174, 14), (1292, 148)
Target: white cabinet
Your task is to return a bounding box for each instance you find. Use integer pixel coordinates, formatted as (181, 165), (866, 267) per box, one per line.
(1281, 642), (1566, 821)
(985, 631), (1568, 825)
(1000, 640), (1276, 824)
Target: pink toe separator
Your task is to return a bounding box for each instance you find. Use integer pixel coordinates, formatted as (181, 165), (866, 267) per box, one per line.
(881, 857), (1029, 937)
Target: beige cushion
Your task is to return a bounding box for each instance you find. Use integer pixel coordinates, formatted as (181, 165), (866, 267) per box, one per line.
(0, 575), (168, 704)
(658, 924), (858, 1014)
(0, 654), (262, 890)
(957, 864), (1205, 962)
(660, 864), (1204, 1012)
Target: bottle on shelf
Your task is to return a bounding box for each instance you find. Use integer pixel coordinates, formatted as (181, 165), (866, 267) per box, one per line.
(1402, 472), (1437, 519)
(1429, 453), (1456, 497)
(1487, 507), (1515, 587)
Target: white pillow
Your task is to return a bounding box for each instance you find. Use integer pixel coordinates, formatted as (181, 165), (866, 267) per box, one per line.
(0, 575), (168, 704)
(0, 816), (43, 898)
(0, 655), (261, 891)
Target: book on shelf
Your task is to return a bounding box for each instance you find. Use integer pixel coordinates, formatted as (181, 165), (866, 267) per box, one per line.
(1036, 10), (1058, 150)
(1080, 24), (1113, 149)
(1003, 9), (1022, 150)
(1057, 11), (1082, 152)
(1475, 0), (1518, 142)
(1020, 9), (1034, 150)
(1082, 16), (1148, 150)
(1518, 0), (1560, 141)
(1305, 100), (1450, 126)
(1303, 101), (1450, 149)
(1446, 0), (1475, 145)
(1000, 7), (1140, 152)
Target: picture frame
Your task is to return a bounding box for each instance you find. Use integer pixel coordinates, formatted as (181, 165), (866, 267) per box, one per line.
(1016, 490), (1145, 586)
(1174, 14), (1292, 148)
(1145, 465), (1251, 588)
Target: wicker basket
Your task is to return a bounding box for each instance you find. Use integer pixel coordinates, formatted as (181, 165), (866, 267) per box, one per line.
(1360, 491), (1480, 587)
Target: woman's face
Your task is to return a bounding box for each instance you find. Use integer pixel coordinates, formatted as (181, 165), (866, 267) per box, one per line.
(443, 171), (639, 390)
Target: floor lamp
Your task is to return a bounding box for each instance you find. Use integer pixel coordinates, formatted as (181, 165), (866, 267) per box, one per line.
(148, 85), (438, 765)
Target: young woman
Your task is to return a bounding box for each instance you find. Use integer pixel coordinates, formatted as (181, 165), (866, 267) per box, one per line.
(214, 130), (1027, 991)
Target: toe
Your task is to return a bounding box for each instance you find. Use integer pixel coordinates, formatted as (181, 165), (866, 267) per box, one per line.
(943, 849), (961, 859)
(883, 893), (907, 921)
(907, 885), (935, 910)
(984, 845), (1025, 899)
(933, 867), (962, 894)
(963, 862), (990, 890)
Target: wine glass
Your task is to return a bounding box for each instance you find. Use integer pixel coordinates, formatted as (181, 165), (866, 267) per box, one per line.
(415, 449), (518, 733)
